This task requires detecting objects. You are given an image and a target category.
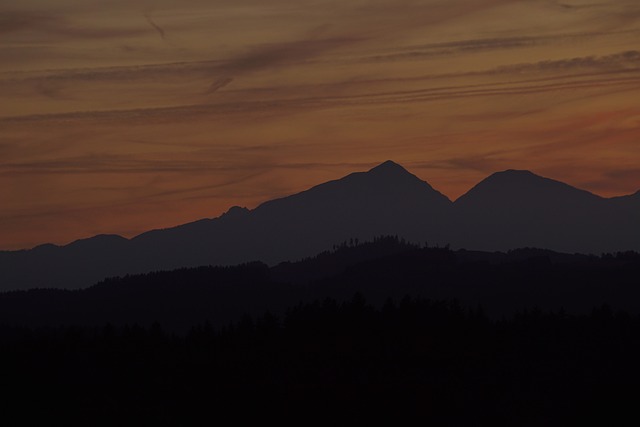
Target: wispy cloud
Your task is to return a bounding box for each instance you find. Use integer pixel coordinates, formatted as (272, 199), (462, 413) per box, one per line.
(495, 50), (640, 73)
(4, 49), (640, 124)
(144, 12), (165, 40)
(356, 31), (633, 63)
(0, 10), (55, 35)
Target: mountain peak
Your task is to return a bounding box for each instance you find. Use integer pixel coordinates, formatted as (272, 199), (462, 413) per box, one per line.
(367, 160), (410, 176)
(221, 206), (250, 218)
(489, 169), (539, 180)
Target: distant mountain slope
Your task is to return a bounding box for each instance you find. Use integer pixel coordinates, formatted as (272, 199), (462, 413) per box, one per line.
(130, 160), (453, 268)
(0, 234), (132, 290)
(0, 162), (637, 290)
(0, 161), (453, 290)
(453, 170), (638, 253)
(455, 169), (603, 207)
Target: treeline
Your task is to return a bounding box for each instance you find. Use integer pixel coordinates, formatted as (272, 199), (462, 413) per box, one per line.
(1, 237), (640, 332)
(1, 295), (639, 424)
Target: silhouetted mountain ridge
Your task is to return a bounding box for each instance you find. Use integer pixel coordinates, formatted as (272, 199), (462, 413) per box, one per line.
(455, 169), (603, 206)
(255, 160), (450, 212)
(0, 161), (637, 290)
(451, 168), (635, 253)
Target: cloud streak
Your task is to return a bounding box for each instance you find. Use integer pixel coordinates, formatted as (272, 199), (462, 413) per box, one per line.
(4, 49), (640, 124)
(144, 13), (166, 40)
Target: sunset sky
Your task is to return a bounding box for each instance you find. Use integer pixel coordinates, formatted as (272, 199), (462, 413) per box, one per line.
(2, 0), (640, 250)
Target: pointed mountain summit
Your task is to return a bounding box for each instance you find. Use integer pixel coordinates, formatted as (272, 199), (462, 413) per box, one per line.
(255, 160), (450, 213)
(130, 160), (453, 274)
(230, 160), (453, 263)
(368, 159), (413, 176)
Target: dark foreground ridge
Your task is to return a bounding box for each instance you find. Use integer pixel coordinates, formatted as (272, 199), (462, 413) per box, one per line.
(1, 160), (638, 291)
(3, 292), (640, 424)
(2, 237), (640, 424)
(1, 237), (639, 330)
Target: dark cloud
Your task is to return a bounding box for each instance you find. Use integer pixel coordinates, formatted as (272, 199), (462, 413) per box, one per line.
(0, 97), (314, 123)
(144, 13), (166, 40)
(495, 50), (640, 74)
(217, 36), (359, 74)
(0, 10), (55, 35)
(0, 34), (360, 102)
(205, 77), (233, 94)
(604, 168), (640, 183)
(34, 80), (70, 100)
(358, 29), (638, 63)
(6, 38), (638, 88)
(0, 154), (376, 177)
(360, 36), (545, 63)
(4, 55), (640, 124)
(0, 8), (154, 40)
(0, 156), (246, 175)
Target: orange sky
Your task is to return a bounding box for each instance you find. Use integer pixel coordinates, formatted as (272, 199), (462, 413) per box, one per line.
(2, 0), (640, 250)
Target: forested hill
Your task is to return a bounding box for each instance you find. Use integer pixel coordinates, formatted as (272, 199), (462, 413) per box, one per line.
(1, 236), (639, 331)
(2, 237), (640, 424)
(3, 296), (640, 425)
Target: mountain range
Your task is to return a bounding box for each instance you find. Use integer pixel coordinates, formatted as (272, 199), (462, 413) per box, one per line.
(1, 160), (638, 290)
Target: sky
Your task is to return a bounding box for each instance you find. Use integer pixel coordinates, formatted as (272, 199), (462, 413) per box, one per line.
(1, 0), (640, 250)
